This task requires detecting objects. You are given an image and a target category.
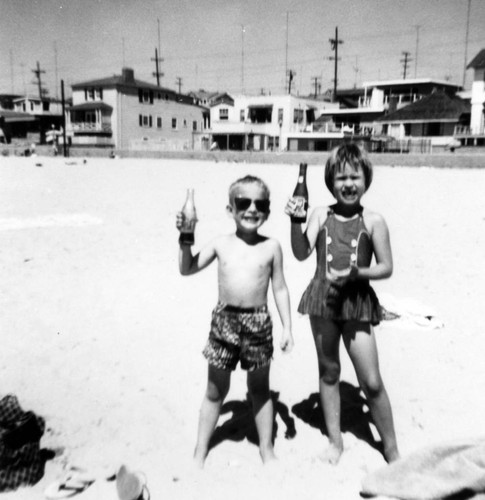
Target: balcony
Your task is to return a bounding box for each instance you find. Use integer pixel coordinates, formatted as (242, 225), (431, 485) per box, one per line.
(71, 122), (112, 134)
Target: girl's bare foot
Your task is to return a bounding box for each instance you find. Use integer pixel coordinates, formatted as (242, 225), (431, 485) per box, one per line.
(321, 440), (344, 465)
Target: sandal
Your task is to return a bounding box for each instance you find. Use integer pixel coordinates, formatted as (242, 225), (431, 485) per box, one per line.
(116, 465), (149, 500)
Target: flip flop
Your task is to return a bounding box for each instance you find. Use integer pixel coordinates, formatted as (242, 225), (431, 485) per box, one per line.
(44, 474), (94, 499)
(116, 465), (149, 500)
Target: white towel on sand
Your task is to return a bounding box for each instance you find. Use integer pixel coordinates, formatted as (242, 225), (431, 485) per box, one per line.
(361, 437), (485, 500)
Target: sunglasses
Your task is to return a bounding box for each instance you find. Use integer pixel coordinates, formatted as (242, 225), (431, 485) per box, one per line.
(234, 197), (270, 213)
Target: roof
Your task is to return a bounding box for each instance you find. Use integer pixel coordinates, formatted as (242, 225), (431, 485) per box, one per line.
(377, 91), (470, 123)
(71, 68), (174, 93)
(0, 110), (36, 122)
(69, 102), (113, 111)
(467, 49), (485, 69)
(363, 78), (462, 91)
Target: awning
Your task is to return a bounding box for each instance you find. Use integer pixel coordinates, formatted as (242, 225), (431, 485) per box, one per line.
(247, 104), (273, 109)
(0, 110), (36, 123)
(69, 102), (113, 111)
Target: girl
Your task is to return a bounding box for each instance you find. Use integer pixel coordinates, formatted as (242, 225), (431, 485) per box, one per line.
(285, 143), (399, 465)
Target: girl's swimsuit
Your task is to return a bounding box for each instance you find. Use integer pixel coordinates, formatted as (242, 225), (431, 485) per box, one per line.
(298, 207), (382, 325)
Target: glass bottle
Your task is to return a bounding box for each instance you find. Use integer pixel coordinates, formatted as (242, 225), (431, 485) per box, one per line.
(291, 163), (309, 223)
(179, 188), (197, 245)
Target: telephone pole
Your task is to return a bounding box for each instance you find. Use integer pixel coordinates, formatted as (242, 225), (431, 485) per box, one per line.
(175, 77), (182, 94)
(329, 27), (343, 102)
(287, 69), (296, 94)
(401, 51), (412, 79)
(152, 47), (164, 86)
(32, 61), (47, 99)
(414, 25), (421, 78)
(462, 0), (471, 87)
(311, 76), (321, 97)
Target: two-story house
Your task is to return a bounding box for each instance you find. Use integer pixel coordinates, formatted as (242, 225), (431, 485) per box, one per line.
(68, 67), (209, 151)
(209, 94), (340, 152)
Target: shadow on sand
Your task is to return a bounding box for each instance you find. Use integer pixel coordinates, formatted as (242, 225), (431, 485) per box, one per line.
(291, 381), (383, 455)
(209, 391), (296, 451)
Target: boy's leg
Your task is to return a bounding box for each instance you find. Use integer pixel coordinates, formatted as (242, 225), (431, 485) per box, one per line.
(247, 365), (276, 464)
(309, 316), (343, 464)
(194, 364), (231, 468)
(342, 322), (399, 462)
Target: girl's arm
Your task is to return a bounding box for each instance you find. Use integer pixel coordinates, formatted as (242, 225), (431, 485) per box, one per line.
(286, 205), (325, 261)
(270, 241), (294, 352)
(357, 212), (393, 280)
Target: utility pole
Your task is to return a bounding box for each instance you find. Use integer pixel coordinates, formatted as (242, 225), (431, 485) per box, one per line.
(241, 24), (245, 94)
(287, 69), (296, 94)
(311, 76), (321, 97)
(414, 25), (421, 78)
(32, 61), (46, 99)
(329, 27), (343, 102)
(401, 51), (412, 79)
(463, 0), (471, 87)
(152, 47), (164, 86)
(61, 79), (67, 157)
(175, 77), (182, 94)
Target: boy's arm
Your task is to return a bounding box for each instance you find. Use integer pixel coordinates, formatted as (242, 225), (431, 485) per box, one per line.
(178, 241), (217, 276)
(270, 241), (294, 352)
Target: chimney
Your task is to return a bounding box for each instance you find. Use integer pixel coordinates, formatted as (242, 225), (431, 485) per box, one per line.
(122, 68), (135, 83)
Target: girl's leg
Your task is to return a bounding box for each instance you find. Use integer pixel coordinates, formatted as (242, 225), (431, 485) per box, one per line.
(247, 364), (277, 464)
(342, 322), (400, 462)
(194, 364), (231, 468)
(309, 316), (344, 464)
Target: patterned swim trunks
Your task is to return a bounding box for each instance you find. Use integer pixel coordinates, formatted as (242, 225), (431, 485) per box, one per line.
(203, 302), (273, 371)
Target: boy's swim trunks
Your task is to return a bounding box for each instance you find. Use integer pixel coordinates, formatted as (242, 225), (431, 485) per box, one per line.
(203, 302), (273, 371)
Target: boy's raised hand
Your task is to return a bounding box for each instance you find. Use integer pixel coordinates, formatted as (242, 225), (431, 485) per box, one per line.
(175, 211), (184, 231)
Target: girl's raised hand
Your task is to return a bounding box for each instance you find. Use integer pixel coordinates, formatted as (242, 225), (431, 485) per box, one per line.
(284, 197), (298, 217)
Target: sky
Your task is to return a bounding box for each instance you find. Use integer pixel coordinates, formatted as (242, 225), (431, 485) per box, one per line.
(1, 0), (484, 100)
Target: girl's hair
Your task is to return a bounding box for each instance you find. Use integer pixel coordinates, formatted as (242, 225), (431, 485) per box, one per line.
(324, 142), (373, 193)
(228, 175), (270, 202)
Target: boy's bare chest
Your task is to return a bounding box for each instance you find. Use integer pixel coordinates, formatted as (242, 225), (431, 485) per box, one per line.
(218, 245), (272, 274)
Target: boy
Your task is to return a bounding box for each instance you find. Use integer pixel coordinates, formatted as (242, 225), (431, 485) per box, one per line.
(176, 175), (293, 468)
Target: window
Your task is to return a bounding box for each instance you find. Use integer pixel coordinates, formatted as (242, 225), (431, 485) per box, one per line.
(138, 89), (154, 104)
(157, 117), (162, 128)
(293, 108), (303, 123)
(88, 88), (95, 100)
(139, 114), (153, 127)
(30, 102), (34, 111)
(43, 101), (50, 112)
(240, 109), (245, 122)
(219, 108), (228, 120)
(172, 118), (177, 129)
(278, 108), (283, 124)
(183, 119), (187, 128)
(192, 121), (197, 131)
(95, 88), (103, 100)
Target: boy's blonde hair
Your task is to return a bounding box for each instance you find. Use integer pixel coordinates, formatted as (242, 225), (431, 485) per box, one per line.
(228, 175), (270, 203)
(324, 142), (373, 193)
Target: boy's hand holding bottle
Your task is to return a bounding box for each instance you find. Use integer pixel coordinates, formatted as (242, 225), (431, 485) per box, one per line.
(177, 188), (197, 245)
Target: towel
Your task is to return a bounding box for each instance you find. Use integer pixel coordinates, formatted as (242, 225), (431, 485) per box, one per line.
(361, 437), (485, 500)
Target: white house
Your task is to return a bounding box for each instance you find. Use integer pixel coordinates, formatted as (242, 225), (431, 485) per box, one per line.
(466, 49), (485, 136)
(209, 94), (340, 152)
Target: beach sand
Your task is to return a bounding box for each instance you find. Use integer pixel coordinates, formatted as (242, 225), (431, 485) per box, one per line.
(1, 155), (484, 499)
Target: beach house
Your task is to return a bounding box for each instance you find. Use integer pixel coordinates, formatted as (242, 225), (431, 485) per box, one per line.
(68, 68), (209, 151)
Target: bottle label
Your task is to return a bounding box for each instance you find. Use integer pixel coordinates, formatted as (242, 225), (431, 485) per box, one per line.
(293, 196), (307, 218)
(180, 219), (196, 233)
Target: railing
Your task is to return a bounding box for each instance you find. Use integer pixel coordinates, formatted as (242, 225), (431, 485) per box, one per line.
(71, 122), (112, 133)
(454, 125), (471, 135)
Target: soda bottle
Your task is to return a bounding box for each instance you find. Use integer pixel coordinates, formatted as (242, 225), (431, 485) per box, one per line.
(179, 188), (197, 245)
(291, 163), (309, 223)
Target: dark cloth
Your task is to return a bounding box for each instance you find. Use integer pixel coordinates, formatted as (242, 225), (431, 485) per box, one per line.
(0, 394), (46, 491)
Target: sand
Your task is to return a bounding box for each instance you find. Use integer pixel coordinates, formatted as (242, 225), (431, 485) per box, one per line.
(0, 155), (484, 500)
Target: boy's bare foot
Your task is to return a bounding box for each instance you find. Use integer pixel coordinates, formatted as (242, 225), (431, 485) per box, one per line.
(260, 446), (277, 465)
(193, 448), (207, 469)
(320, 441), (344, 465)
(384, 446), (400, 463)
